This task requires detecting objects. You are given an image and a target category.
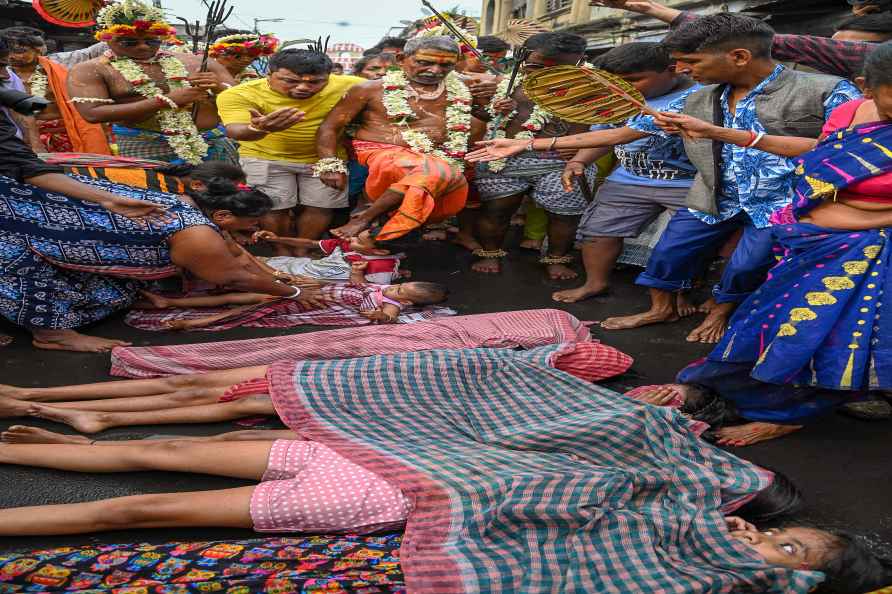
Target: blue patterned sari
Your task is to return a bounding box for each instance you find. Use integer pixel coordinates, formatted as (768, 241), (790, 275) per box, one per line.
(0, 175), (212, 330)
(683, 118), (892, 422)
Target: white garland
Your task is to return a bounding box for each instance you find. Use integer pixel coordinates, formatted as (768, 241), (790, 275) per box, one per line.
(106, 52), (209, 165)
(381, 69), (472, 170)
(312, 157), (348, 177)
(28, 65), (49, 99)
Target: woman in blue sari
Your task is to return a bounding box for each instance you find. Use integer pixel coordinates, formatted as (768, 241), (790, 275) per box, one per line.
(646, 42), (892, 445)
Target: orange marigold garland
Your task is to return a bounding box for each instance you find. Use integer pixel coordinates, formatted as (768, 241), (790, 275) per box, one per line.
(209, 33), (279, 58)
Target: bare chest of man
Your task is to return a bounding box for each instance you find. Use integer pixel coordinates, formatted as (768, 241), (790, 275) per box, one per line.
(357, 93), (449, 146)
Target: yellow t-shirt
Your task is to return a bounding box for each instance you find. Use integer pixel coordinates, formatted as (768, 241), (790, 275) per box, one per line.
(217, 74), (364, 163)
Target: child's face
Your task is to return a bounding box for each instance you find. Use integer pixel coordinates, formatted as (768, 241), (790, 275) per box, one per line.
(383, 284), (415, 304)
(730, 526), (829, 570)
(866, 83), (892, 120)
(618, 70), (679, 99)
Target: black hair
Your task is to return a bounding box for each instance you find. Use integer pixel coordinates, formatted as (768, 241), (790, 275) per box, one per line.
(372, 37), (406, 52)
(523, 32), (587, 57)
(863, 40), (892, 87)
(812, 531), (892, 594)
(593, 42), (672, 75)
(661, 13), (775, 59)
(1, 27), (45, 49)
(678, 384), (736, 428)
(403, 282), (449, 305)
(330, 62), (344, 73)
(838, 11), (892, 34)
(734, 468), (804, 523)
(269, 49), (333, 76)
(191, 177), (273, 217)
(477, 35), (510, 54)
(352, 53), (395, 76)
(188, 161), (246, 184)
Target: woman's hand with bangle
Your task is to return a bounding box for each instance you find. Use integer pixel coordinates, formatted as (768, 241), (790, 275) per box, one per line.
(654, 112), (720, 139)
(465, 138), (529, 163)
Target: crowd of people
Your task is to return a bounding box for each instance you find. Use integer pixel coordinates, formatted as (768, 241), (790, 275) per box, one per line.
(1, 0), (892, 591)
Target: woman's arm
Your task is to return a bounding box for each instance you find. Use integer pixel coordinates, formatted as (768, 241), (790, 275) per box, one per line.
(801, 201), (892, 230)
(466, 127), (644, 162)
(24, 172), (169, 218)
(253, 230), (321, 250)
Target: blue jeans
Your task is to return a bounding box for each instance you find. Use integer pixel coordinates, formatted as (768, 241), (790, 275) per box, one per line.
(636, 210), (775, 304)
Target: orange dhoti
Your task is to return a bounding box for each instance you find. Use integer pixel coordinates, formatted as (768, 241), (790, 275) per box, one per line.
(352, 140), (468, 241)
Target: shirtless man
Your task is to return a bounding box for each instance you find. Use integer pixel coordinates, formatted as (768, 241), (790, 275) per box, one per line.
(67, 0), (236, 165)
(316, 36), (486, 242)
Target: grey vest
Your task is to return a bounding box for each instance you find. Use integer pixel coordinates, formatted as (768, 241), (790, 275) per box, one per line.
(681, 67), (843, 215)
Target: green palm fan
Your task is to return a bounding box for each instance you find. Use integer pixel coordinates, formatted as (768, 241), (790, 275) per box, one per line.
(523, 65), (657, 125)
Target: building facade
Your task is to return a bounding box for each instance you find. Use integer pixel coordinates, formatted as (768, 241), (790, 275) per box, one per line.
(480, 0), (850, 49)
(326, 42), (364, 72)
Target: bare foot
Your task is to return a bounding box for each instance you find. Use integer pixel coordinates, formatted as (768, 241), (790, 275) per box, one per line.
(452, 232), (482, 252)
(519, 238), (543, 251)
(28, 403), (109, 434)
(0, 395), (32, 419)
(698, 297), (717, 314)
(471, 258), (502, 274)
(686, 303), (735, 344)
(552, 284), (608, 303)
(31, 329), (131, 353)
(676, 293), (697, 318)
(546, 264), (578, 280)
(1, 425), (90, 445)
(601, 308), (679, 331)
(163, 320), (195, 331)
(331, 217), (370, 239)
(138, 290), (171, 309)
(714, 422), (803, 446)
(421, 229), (448, 241)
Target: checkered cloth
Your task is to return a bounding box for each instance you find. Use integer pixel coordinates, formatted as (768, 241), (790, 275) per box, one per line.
(266, 344), (824, 594)
(123, 283), (455, 333)
(110, 309), (602, 377)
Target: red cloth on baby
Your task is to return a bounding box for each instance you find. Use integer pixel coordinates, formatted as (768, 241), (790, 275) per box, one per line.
(552, 342), (633, 382)
(823, 99), (892, 203)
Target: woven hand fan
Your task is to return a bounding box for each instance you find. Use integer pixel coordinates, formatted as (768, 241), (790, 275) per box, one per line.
(523, 65), (653, 125)
(497, 19), (550, 47)
(33, 0), (105, 27)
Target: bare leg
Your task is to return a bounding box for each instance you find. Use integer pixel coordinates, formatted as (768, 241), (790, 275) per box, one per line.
(453, 209), (482, 251)
(332, 190), (403, 239)
(27, 395), (276, 433)
(294, 206), (334, 256)
(472, 193), (524, 274)
(0, 486), (256, 535)
(41, 386), (228, 412)
(552, 237), (621, 303)
(601, 288), (680, 330)
(686, 301), (736, 344)
(31, 329), (131, 353)
(0, 365), (269, 402)
(164, 302), (276, 331)
(0, 439), (273, 478)
(543, 212), (580, 280)
(714, 422), (803, 446)
(260, 210), (295, 256)
(1, 426), (297, 445)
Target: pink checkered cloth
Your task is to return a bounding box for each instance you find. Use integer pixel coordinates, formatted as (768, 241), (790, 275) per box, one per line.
(250, 439), (410, 534)
(110, 309), (627, 378)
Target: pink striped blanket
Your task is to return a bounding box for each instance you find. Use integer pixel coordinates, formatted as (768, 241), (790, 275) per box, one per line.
(111, 309), (621, 378)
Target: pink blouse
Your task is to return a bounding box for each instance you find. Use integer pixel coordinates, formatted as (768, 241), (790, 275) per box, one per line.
(822, 99), (892, 203)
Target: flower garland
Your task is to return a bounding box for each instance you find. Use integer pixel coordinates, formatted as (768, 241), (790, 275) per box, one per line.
(106, 51), (209, 165)
(28, 64), (49, 99)
(381, 69), (472, 170)
(483, 62), (595, 172)
(95, 0), (177, 42)
(210, 33), (279, 58)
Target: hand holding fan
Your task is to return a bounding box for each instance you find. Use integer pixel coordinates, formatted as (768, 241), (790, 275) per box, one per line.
(522, 64), (656, 125)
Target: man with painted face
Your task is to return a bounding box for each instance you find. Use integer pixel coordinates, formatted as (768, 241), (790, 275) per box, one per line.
(470, 32), (599, 280)
(67, 0), (236, 165)
(218, 49), (364, 255)
(316, 36), (485, 241)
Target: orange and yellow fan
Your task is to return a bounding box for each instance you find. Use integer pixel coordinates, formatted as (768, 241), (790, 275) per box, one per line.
(523, 64), (656, 125)
(32, 0), (105, 27)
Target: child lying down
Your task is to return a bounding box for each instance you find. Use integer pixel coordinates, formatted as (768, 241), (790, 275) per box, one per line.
(135, 263), (449, 331)
(253, 230), (407, 285)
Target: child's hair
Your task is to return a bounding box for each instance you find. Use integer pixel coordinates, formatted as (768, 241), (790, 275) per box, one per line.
(678, 383), (735, 428)
(189, 162), (246, 184)
(811, 530), (892, 593)
(661, 13), (775, 59)
(592, 42), (672, 75)
(403, 282), (449, 305)
(863, 41), (892, 88)
(734, 468), (804, 523)
(191, 177), (273, 217)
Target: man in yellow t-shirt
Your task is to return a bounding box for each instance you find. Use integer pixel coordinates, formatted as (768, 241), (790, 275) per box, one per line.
(218, 49), (363, 254)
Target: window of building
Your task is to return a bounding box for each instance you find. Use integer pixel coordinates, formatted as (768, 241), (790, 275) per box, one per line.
(546, 0), (571, 11)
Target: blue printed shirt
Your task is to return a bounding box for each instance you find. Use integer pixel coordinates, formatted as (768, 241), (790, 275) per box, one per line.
(628, 65), (861, 228)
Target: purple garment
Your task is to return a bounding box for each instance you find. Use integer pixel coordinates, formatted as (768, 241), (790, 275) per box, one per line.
(1, 68), (25, 139)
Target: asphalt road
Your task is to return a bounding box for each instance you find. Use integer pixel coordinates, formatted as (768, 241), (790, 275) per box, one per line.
(1, 235), (890, 557)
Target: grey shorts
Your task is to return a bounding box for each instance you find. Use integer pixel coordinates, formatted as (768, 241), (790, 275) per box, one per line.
(240, 157), (349, 211)
(473, 152), (595, 217)
(576, 180), (690, 241)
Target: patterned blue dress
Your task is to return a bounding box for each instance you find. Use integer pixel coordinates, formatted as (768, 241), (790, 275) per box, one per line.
(0, 175), (213, 331)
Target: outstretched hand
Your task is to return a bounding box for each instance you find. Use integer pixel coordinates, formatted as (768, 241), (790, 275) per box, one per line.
(465, 138), (529, 163)
(589, 0), (657, 12)
(654, 112), (717, 139)
(252, 230), (278, 243)
(294, 286), (327, 309)
(102, 197), (172, 223)
(248, 107), (306, 133)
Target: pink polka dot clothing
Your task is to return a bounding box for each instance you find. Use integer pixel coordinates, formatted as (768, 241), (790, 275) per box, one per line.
(250, 439), (411, 534)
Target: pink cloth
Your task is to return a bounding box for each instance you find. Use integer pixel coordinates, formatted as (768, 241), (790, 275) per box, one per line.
(110, 309), (602, 378)
(250, 439), (410, 534)
(823, 98), (892, 203)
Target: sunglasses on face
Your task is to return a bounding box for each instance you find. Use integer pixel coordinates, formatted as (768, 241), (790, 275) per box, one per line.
(117, 38), (163, 48)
